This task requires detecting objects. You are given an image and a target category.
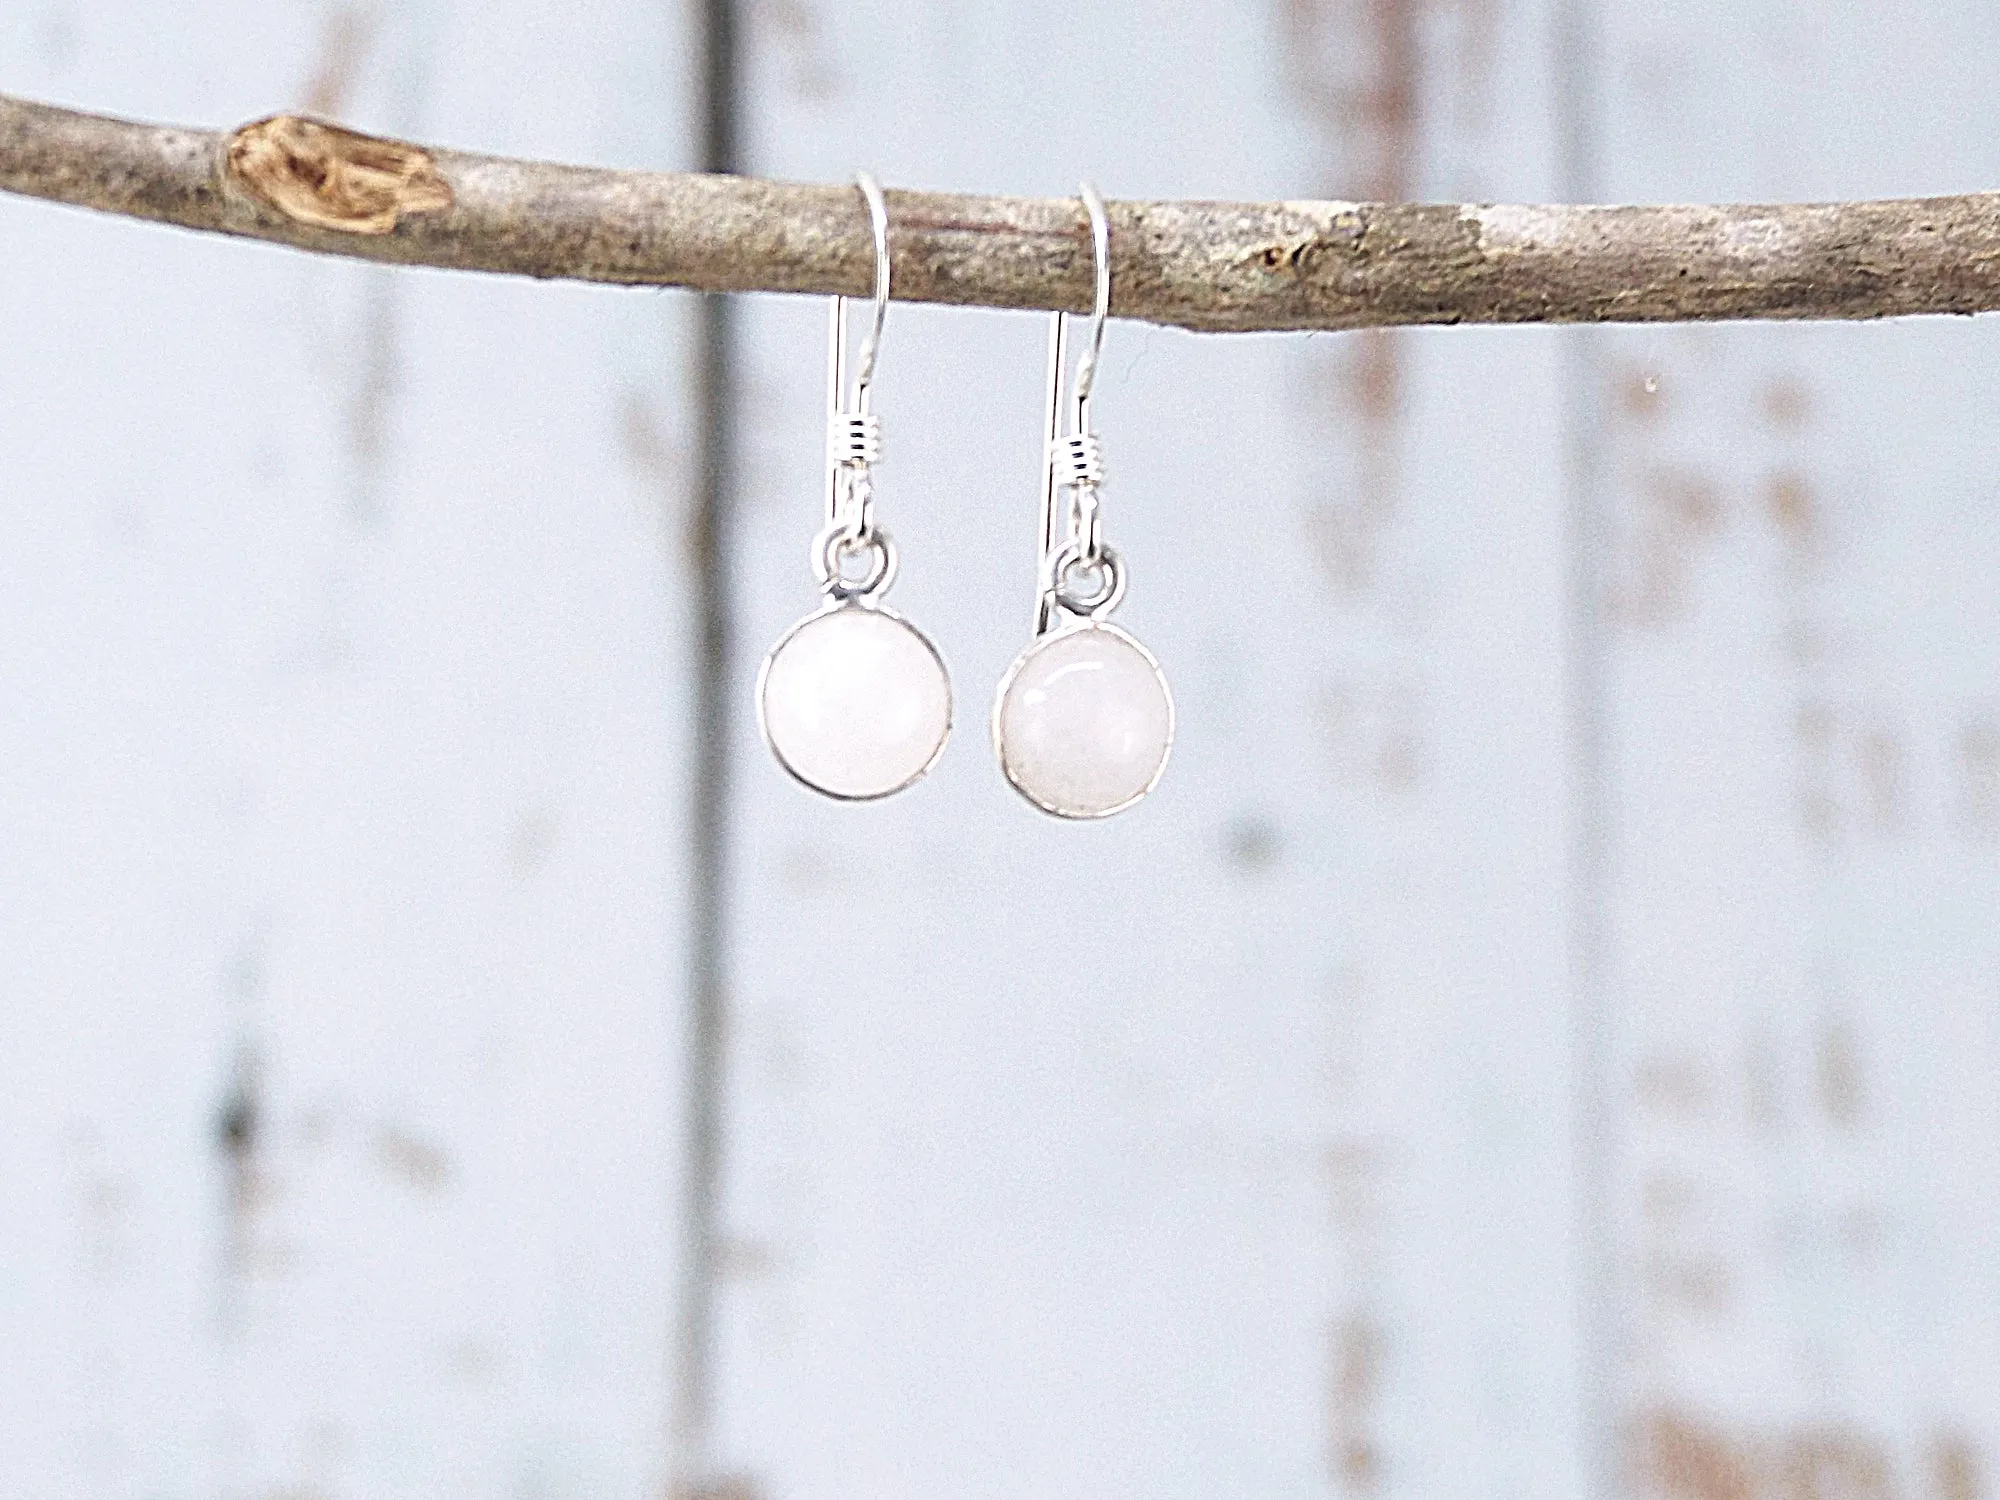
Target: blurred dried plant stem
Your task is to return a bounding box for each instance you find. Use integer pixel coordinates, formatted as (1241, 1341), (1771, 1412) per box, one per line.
(7, 91), (2000, 333)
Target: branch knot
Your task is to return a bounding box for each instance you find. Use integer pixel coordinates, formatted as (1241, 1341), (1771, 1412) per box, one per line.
(224, 115), (452, 235)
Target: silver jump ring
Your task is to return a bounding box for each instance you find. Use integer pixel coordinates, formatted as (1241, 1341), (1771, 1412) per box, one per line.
(813, 521), (899, 601)
(1048, 540), (1126, 619)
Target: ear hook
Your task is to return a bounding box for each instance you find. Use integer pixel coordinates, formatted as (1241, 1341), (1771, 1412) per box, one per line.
(1033, 181), (1120, 635)
(852, 171), (891, 403)
(1072, 181), (1111, 413)
(824, 172), (892, 533)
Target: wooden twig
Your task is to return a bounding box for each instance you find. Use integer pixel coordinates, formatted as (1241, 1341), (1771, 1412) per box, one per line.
(5, 91), (2000, 333)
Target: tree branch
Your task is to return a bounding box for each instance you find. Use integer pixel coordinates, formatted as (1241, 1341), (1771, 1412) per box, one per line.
(4, 91), (2000, 333)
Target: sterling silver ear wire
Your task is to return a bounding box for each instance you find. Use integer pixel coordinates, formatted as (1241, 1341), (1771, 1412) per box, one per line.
(991, 182), (1174, 819)
(756, 172), (953, 801)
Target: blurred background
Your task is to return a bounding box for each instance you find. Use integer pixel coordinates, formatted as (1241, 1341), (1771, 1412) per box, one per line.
(4, 2), (1999, 1498)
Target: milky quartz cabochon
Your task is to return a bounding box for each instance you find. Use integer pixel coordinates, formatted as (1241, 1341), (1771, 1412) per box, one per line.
(993, 622), (1173, 818)
(759, 603), (952, 799)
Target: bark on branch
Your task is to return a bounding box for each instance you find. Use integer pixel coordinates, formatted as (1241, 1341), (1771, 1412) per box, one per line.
(5, 91), (2000, 333)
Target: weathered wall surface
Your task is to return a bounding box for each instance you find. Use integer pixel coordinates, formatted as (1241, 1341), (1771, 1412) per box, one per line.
(1592, 6), (2000, 1498)
(0, 5), (698, 1496)
(1, 3), (1995, 1499)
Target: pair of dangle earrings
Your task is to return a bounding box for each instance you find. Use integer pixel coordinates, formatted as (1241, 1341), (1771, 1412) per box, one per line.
(756, 176), (1174, 820)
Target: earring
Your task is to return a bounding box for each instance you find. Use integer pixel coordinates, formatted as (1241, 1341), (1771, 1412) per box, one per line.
(757, 173), (953, 801)
(991, 183), (1173, 820)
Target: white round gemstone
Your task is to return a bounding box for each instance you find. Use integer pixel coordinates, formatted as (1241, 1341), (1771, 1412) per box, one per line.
(759, 602), (952, 800)
(993, 623), (1173, 818)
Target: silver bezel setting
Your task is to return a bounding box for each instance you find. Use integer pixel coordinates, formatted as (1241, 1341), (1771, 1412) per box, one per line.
(990, 619), (1174, 821)
(756, 598), (954, 803)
